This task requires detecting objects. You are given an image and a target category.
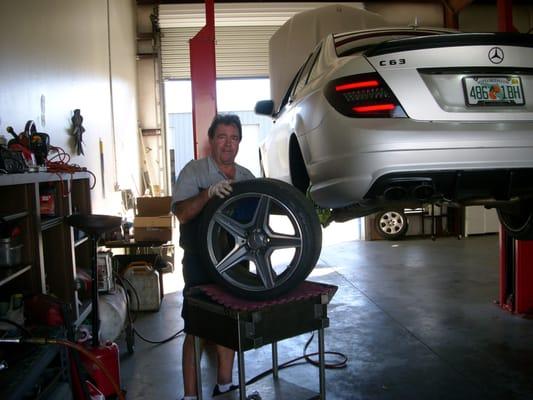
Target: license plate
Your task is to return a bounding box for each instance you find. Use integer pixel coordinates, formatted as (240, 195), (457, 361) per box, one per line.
(463, 76), (525, 106)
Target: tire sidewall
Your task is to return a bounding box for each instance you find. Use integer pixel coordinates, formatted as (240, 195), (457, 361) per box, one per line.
(375, 209), (409, 240)
(198, 178), (322, 299)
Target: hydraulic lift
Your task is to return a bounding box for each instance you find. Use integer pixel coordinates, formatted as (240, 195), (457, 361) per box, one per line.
(184, 281), (337, 400)
(499, 229), (533, 314)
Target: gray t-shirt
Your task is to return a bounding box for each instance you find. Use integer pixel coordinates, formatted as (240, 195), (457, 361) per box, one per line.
(172, 156), (254, 206)
(172, 156), (254, 253)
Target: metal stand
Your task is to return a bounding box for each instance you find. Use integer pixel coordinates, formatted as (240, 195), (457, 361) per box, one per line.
(186, 281), (336, 400)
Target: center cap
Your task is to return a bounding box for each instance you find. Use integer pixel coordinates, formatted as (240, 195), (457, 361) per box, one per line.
(248, 230), (267, 250)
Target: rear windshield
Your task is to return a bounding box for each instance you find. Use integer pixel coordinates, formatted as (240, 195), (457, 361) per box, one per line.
(334, 28), (450, 57)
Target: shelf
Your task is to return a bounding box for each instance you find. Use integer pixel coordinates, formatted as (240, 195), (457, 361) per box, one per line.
(74, 236), (89, 247)
(136, 52), (158, 60)
(0, 171), (90, 186)
(41, 217), (63, 231)
(1, 174), (92, 399)
(0, 265), (31, 287)
(141, 128), (161, 136)
(75, 301), (92, 327)
(1, 211), (29, 222)
(137, 32), (154, 40)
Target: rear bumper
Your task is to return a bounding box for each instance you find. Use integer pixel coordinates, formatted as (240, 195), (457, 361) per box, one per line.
(365, 168), (533, 202)
(303, 104), (533, 208)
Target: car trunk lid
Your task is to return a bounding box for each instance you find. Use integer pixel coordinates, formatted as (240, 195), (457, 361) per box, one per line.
(364, 33), (533, 121)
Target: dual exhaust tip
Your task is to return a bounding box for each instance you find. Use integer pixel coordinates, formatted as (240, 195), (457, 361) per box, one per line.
(384, 183), (435, 202)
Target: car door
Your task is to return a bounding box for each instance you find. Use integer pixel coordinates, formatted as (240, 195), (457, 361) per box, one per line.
(263, 47), (322, 183)
(262, 60), (307, 182)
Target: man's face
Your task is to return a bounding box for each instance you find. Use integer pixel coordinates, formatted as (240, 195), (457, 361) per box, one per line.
(210, 123), (240, 166)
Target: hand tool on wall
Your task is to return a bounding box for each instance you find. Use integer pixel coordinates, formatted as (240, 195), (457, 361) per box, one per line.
(71, 109), (85, 156)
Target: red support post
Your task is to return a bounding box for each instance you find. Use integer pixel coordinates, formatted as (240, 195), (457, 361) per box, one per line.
(499, 227), (513, 312)
(497, 0), (516, 33)
(189, 0), (217, 159)
(513, 240), (533, 313)
(499, 227), (533, 314)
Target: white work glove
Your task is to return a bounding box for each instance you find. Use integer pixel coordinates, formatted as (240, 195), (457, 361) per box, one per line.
(208, 180), (233, 199)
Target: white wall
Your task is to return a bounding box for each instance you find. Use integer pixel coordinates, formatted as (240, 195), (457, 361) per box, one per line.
(0, 0), (139, 214)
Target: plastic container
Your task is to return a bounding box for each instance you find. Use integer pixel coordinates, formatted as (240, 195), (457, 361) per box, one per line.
(0, 238), (22, 267)
(122, 261), (161, 311)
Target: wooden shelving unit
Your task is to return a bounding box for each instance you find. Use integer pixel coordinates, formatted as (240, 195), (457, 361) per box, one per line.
(0, 172), (92, 399)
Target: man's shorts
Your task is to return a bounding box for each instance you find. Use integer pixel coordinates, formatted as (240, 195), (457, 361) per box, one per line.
(181, 251), (212, 332)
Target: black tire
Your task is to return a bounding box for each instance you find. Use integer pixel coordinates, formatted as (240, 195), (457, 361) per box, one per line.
(497, 203), (533, 240)
(198, 178), (322, 300)
(375, 209), (408, 240)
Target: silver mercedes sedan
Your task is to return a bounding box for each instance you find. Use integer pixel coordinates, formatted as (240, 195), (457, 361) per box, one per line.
(255, 27), (533, 239)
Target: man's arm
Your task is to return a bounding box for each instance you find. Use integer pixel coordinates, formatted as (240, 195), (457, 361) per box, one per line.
(172, 189), (210, 224)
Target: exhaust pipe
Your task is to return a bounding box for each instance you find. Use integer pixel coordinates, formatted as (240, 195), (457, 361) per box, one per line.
(384, 186), (407, 201)
(413, 184), (434, 201)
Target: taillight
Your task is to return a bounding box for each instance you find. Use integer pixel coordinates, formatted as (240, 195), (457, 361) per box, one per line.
(325, 73), (406, 117)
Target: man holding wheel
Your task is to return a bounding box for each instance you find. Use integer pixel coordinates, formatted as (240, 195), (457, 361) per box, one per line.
(171, 113), (254, 400)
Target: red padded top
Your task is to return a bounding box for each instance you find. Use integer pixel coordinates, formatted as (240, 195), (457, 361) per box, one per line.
(195, 281), (338, 312)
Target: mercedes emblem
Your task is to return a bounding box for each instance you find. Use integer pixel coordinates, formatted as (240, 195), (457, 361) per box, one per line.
(488, 47), (504, 64)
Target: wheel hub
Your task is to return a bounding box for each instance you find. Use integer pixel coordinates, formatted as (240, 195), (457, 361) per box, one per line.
(247, 229), (268, 250)
(387, 219), (398, 227)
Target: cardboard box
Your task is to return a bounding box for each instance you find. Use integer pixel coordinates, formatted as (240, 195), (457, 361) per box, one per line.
(134, 216), (172, 242)
(136, 196), (171, 216)
(134, 196), (173, 242)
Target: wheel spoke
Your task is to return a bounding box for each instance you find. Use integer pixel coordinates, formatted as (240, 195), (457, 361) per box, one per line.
(251, 196), (271, 230)
(267, 232), (302, 250)
(215, 245), (249, 274)
(252, 251), (276, 289)
(213, 211), (246, 241)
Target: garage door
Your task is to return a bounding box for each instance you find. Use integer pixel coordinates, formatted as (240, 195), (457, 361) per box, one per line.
(159, 2), (365, 79)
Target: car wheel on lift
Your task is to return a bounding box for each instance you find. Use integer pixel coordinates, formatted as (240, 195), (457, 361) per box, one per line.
(497, 203), (533, 240)
(198, 178), (322, 300)
(375, 209), (408, 240)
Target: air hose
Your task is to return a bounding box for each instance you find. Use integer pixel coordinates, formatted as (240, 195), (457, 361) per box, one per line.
(0, 336), (125, 400)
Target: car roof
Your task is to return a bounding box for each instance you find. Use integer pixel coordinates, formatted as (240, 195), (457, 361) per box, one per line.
(268, 5), (388, 109)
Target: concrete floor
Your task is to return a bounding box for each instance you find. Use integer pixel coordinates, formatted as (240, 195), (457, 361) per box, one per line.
(118, 234), (533, 400)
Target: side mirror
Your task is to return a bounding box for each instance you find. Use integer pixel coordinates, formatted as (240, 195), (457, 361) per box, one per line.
(254, 100), (275, 116)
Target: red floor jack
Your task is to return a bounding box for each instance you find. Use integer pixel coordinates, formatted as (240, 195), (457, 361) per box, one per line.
(499, 227), (533, 314)
(66, 214), (123, 399)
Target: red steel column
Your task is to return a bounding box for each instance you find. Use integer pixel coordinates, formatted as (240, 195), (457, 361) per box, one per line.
(189, 0), (217, 159)
(497, 0), (516, 32)
(499, 227), (513, 312)
(513, 240), (533, 313)
(499, 227), (533, 314)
